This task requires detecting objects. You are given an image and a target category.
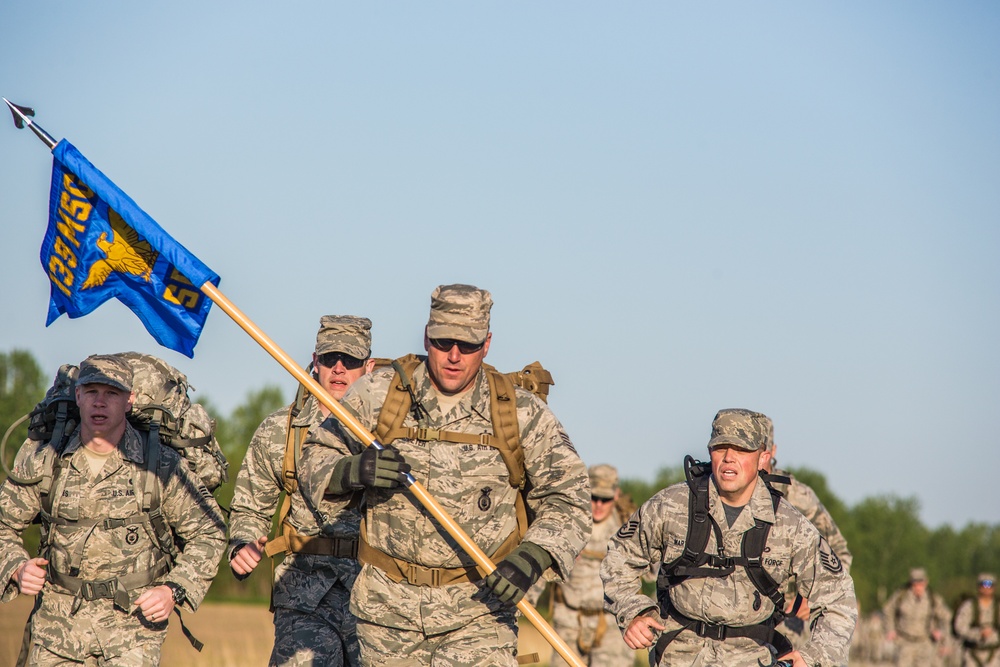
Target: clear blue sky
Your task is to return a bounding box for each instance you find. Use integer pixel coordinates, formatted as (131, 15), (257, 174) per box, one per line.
(2, 3), (998, 528)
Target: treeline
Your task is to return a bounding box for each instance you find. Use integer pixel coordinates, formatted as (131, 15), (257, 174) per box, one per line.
(3, 349), (998, 612)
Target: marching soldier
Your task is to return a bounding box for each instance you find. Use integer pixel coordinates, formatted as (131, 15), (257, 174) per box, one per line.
(228, 315), (376, 666)
(952, 573), (999, 667)
(298, 284), (591, 666)
(601, 408), (857, 667)
(549, 464), (635, 666)
(0, 355), (226, 666)
(883, 568), (951, 666)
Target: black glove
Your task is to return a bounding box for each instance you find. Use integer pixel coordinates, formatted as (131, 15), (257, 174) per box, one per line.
(328, 447), (410, 494)
(484, 541), (553, 606)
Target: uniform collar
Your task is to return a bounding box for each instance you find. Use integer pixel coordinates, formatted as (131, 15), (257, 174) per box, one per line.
(413, 362), (490, 425)
(63, 422), (145, 464)
(708, 474), (777, 531)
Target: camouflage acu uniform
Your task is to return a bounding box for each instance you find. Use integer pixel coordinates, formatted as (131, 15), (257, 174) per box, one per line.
(883, 577), (951, 666)
(601, 473), (857, 666)
(768, 469), (852, 573)
(229, 395), (361, 666)
(0, 424), (226, 665)
(300, 361), (590, 666)
(952, 583), (1000, 667)
(551, 506), (633, 667)
(229, 315), (372, 667)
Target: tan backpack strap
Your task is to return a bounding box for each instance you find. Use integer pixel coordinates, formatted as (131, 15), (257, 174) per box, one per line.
(374, 356), (422, 445)
(265, 520), (358, 558)
(517, 653), (540, 664)
(281, 406), (300, 495)
(357, 515), (520, 587)
(486, 370), (524, 490)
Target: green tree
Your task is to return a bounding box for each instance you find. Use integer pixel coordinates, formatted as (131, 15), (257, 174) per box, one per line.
(621, 464), (684, 507)
(1, 349), (47, 479)
(201, 386), (286, 603)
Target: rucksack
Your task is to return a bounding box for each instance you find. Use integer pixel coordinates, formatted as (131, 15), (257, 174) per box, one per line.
(651, 455), (791, 663)
(265, 357), (556, 564)
(17, 352), (228, 493)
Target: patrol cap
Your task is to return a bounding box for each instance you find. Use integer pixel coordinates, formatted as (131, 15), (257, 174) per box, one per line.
(589, 464), (619, 500)
(978, 573), (996, 586)
(426, 284), (492, 345)
(315, 315), (372, 360)
(757, 414), (775, 452)
(708, 408), (769, 452)
(909, 568), (928, 583)
(76, 354), (133, 393)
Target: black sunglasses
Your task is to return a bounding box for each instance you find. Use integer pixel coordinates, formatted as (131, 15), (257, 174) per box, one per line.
(591, 496), (614, 504)
(316, 352), (368, 370)
(429, 338), (484, 355)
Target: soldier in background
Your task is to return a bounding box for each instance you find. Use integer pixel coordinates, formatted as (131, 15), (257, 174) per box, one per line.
(549, 464), (634, 667)
(601, 408), (857, 667)
(299, 284), (591, 666)
(952, 573), (1000, 667)
(228, 316), (376, 666)
(758, 415), (853, 646)
(0, 355), (226, 666)
(883, 568), (951, 666)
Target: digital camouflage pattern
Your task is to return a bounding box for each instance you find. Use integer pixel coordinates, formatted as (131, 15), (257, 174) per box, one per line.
(228, 393), (361, 666)
(707, 408), (769, 452)
(768, 469), (853, 573)
(76, 354), (133, 392)
(0, 423), (226, 663)
(299, 361), (591, 664)
(315, 315), (372, 359)
(952, 595), (1000, 667)
(551, 506), (634, 667)
(355, 612), (518, 667)
(883, 585), (951, 665)
(425, 284), (493, 344)
(600, 475), (858, 667)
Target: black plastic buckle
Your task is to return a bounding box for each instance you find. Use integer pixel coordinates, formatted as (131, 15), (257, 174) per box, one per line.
(81, 579), (115, 600)
(695, 620), (727, 641)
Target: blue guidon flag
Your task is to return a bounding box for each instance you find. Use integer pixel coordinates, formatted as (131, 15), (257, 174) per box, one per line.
(41, 140), (219, 357)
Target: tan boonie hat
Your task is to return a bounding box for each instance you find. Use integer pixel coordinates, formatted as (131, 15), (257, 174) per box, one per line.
(76, 354), (133, 392)
(426, 284), (492, 345)
(708, 408), (769, 452)
(978, 573), (996, 585)
(589, 464), (619, 500)
(315, 315), (372, 360)
(910, 568), (928, 582)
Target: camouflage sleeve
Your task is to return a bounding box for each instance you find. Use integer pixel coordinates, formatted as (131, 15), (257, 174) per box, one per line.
(601, 489), (676, 632)
(882, 590), (901, 635)
(228, 408), (289, 556)
(791, 516), (859, 667)
(518, 393), (591, 580)
(0, 441), (46, 602)
(159, 450), (227, 611)
(951, 599), (976, 645)
(791, 480), (853, 572)
(933, 593), (952, 630)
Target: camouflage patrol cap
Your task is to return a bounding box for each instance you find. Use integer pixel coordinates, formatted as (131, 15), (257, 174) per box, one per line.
(757, 414), (775, 452)
(589, 464), (619, 500)
(707, 408), (769, 452)
(426, 284), (492, 345)
(315, 315), (372, 360)
(910, 568), (928, 583)
(76, 354), (133, 392)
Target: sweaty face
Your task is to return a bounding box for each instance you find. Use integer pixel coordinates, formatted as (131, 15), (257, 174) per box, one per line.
(75, 383), (133, 441)
(313, 353), (371, 400)
(424, 332), (491, 395)
(709, 444), (766, 506)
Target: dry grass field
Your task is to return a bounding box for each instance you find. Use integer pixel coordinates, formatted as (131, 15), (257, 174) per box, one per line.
(0, 596), (556, 666)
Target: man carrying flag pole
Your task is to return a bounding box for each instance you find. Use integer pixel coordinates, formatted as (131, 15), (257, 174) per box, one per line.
(3, 99), (589, 667)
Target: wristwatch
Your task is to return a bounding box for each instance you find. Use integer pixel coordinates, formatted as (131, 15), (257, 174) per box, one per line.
(164, 581), (187, 605)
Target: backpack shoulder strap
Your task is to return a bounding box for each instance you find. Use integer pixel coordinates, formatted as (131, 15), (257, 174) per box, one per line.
(374, 355), (424, 445)
(484, 369), (524, 490)
(740, 483), (784, 612)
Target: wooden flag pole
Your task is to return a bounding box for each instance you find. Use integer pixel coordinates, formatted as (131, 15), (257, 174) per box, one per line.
(200, 282), (586, 667)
